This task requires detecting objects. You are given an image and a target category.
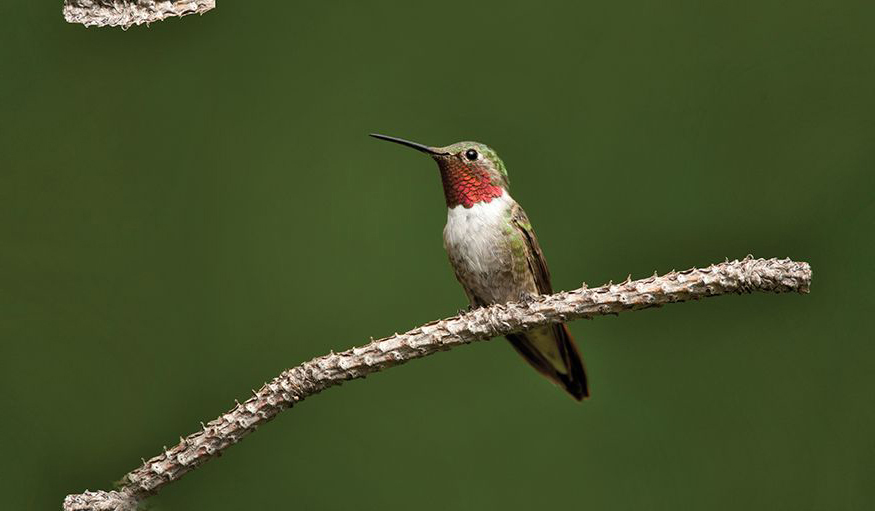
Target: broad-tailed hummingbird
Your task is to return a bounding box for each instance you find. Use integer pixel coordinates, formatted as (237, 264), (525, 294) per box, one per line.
(371, 134), (589, 400)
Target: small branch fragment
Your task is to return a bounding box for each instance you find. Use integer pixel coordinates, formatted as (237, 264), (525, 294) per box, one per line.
(63, 0), (215, 29)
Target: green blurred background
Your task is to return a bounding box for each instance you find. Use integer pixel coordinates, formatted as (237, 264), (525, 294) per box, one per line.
(1, 1), (873, 509)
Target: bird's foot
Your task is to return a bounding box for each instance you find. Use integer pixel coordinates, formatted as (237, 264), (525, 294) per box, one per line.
(518, 292), (539, 304)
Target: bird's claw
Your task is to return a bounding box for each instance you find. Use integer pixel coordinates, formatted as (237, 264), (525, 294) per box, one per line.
(519, 292), (538, 304)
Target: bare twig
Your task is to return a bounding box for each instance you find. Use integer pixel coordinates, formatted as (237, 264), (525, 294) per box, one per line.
(62, 256), (811, 511)
(63, 0), (215, 29)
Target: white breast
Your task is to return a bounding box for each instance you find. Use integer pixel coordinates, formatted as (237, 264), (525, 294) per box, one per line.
(443, 193), (514, 277)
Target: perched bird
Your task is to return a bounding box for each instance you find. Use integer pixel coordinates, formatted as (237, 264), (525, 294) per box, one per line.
(371, 134), (589, 400)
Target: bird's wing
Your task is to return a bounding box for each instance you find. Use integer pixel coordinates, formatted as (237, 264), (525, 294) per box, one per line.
(507, 201), (589, 400)
(510, 202), (553, 295)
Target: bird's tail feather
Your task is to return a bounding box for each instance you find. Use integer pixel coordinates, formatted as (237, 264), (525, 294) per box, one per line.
(506, 323), (589, 401)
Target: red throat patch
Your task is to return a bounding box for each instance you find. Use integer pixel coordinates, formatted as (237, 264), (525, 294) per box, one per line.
(438, 158), (504, 209)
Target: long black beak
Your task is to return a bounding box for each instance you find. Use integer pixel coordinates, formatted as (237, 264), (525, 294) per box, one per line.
(369, 133), (446, 155)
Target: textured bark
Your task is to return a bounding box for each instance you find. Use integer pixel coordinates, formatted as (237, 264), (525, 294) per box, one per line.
(63, 0), (215, 28)
(62, 256), (811, 511)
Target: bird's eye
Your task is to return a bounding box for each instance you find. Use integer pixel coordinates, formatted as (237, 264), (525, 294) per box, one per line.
(465, 149), (479, 161)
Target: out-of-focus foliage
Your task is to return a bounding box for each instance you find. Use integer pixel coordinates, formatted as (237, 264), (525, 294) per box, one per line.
(0, 2), (872, 509)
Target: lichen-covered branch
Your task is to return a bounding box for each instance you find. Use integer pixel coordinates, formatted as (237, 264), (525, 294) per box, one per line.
(62, 256), (811, 511)
(63, 0), (215, 29)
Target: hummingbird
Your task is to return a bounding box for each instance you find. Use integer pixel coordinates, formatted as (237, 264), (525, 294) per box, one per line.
(371, 134), (589, 401)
